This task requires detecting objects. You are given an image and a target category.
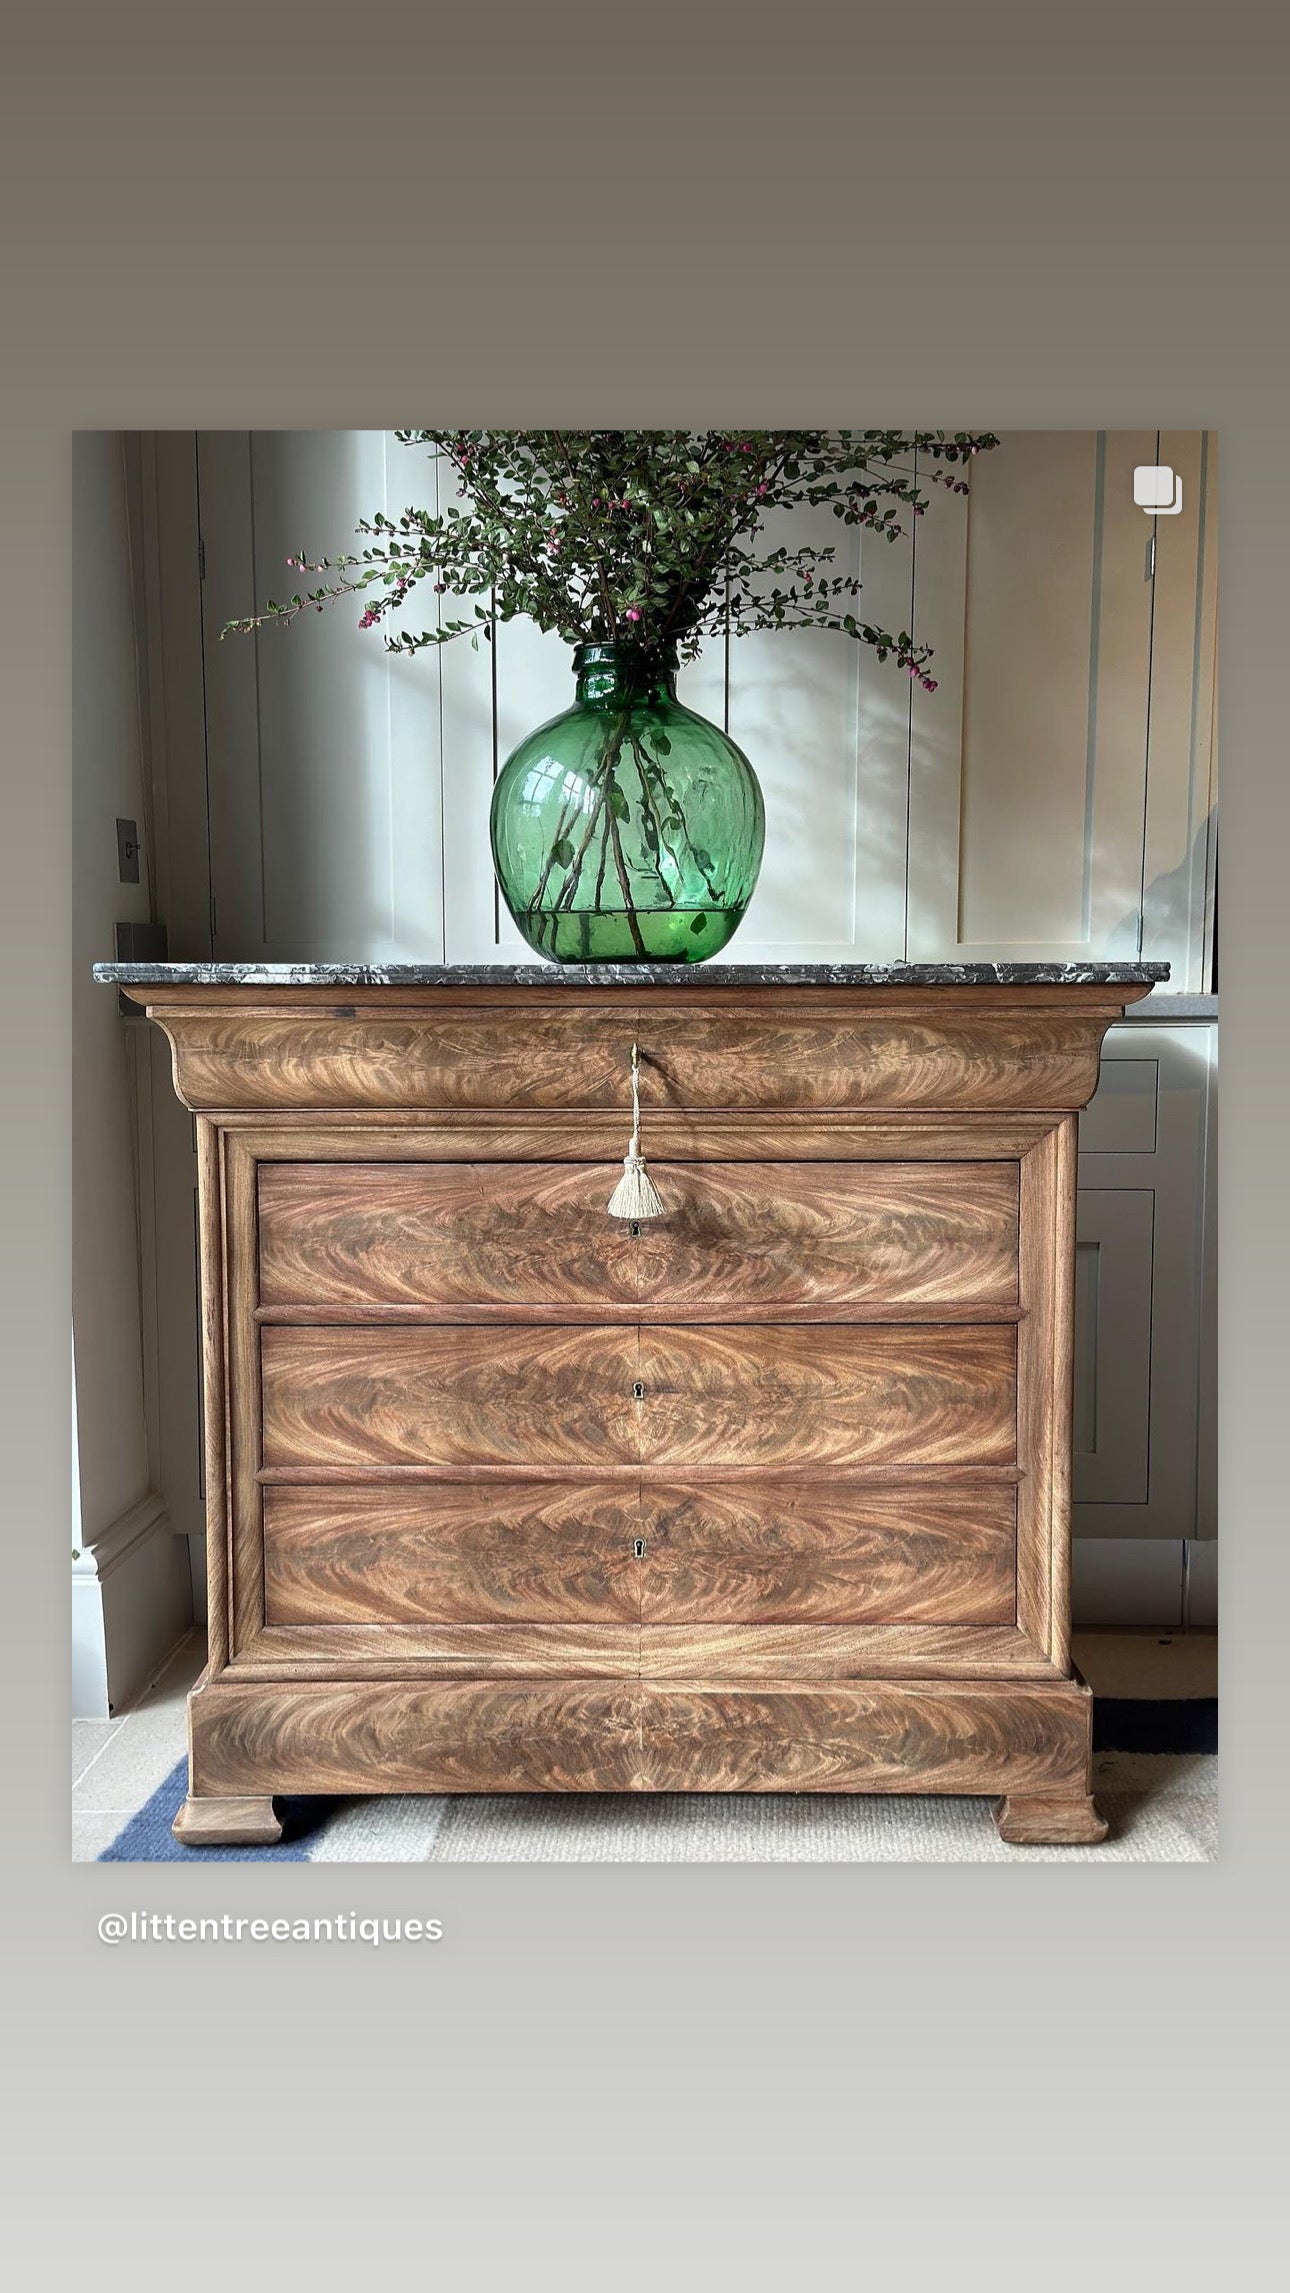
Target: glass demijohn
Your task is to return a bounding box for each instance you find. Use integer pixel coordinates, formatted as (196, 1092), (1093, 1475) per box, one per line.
(489, 641), (765, 963)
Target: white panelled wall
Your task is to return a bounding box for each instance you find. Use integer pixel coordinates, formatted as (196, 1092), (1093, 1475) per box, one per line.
(113, 430), (1217, 1661)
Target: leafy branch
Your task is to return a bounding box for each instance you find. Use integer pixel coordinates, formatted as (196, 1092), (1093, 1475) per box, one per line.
(224, 427), (1000, 692)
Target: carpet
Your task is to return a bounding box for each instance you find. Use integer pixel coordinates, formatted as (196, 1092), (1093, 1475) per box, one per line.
(98, 1763), (321, 1861)
(98, 1744), (1217, 1863)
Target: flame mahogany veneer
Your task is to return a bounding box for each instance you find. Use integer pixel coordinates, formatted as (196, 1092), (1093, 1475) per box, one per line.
(106, 969), (1161, 1848)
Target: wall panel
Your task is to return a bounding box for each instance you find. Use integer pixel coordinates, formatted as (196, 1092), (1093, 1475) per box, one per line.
(190, 430), (1216, 985)
(907, 431), (1174, 964)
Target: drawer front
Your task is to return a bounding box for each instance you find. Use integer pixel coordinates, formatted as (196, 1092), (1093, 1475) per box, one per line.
(190, 1679), (1091, 1797)
(642, 1012), (1102, 1112)
(170, 1005), (1101, 1111)
(262, 1478), (1016, 1630)
(169, 1010), (633, 1111)
(636, 1325), (1016, 1470)
(259, 1163), (635, 1309)
(261, 1326), (640, 1469)
(264, 1482), (640, 1625)
(641, 1480), (1016, 1625)
(258, 1160), (1019, 1314)
(260, 1324), (1017, 1471)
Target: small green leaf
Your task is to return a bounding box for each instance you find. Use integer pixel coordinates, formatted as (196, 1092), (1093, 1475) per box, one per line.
(552, 837), (574, 867)
(690, 912), (708, 935)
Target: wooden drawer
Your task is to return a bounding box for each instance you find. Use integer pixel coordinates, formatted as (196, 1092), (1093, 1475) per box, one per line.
(168, 1002), (1103, 1112)
(262, 1478), (1017, 1630)
(260, 1323), (1017, 1471)
(189, 1677), (1093, 1798)
(257, 1159), (1019, 1315)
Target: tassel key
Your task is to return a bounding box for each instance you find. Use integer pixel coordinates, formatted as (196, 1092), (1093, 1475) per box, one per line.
(607, 1149), (665, 1223)
(607, 1044), (666, 1222)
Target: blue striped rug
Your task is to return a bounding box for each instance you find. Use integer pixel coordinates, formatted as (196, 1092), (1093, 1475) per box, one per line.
(98, 1760), (323, 1861)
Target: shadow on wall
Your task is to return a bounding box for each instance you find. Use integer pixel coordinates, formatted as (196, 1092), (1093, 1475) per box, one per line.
(206, 430), (469, 964)
(1109, 807), (1217, 989)
(725, 622), (913, 956)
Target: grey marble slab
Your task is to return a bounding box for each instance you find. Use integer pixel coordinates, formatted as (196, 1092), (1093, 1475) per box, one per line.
(95, 959), (1171, 989)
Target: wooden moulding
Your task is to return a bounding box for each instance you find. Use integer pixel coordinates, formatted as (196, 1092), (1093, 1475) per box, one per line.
(126, 982), (1157, 1018)
(228, 1619), (1056, 1682)
(187, 1675), (1096, 1804)
(225, 1135), (265, 1658)
(195, 1119), (230, 1673)
(216, 1112), (1066, 1162)
(1015, 1117), (1078, 1674)
(152, 998), (1133, 1117)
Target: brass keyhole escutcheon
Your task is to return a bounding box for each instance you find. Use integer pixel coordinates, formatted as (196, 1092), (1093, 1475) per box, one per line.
(633, 1538), (646, 1559)
(632, 1381), (645, 1400)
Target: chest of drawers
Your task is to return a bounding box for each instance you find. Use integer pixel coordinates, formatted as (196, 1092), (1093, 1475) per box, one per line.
(100, 961), (1164, 1845)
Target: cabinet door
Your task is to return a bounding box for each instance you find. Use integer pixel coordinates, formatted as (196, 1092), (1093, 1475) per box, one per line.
(1073, 1022), (1216, 1537)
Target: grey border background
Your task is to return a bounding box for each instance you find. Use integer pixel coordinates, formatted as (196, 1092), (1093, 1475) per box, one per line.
(3, 5), (1285, 2280)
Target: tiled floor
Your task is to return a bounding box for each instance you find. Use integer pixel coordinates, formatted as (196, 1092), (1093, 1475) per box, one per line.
(72, 1632), (206, 1863)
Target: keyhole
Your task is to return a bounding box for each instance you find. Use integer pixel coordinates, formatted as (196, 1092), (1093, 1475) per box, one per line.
(629, 1221), (641, 1238)
(632, 1381), (645, 1401)
(633, 1538), (646, 1560)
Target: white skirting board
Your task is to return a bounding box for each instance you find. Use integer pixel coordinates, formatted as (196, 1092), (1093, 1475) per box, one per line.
(72, 1493), (192, 1718)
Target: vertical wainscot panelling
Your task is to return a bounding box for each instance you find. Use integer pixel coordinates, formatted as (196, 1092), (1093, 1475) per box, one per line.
(907, 431), (1170, 965)
(716, 498), (915, 963)
(198, 431), (446, 963)
(140, 431), (212, 957)
(189, 430), (1216, 988)
(1140, 431), (1218, 990)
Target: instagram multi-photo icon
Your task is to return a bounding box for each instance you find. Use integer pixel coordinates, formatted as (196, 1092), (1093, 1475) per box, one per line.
(1134, 462), (1183, 514)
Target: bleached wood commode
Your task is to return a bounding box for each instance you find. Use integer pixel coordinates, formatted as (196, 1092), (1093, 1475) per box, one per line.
(97, 959), (1166, 1846)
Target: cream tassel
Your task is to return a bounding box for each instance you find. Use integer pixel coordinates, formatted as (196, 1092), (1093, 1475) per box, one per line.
(607, 1043), (666, 1221)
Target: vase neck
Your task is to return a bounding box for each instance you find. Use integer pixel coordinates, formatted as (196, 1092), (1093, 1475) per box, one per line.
(573, 641), (678, 707)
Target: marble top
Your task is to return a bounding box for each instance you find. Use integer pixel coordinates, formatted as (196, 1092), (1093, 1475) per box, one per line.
(96, 960), (1170, 990)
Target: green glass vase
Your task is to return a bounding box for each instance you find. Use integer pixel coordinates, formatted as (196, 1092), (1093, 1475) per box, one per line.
(489, 641), (765, 963)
